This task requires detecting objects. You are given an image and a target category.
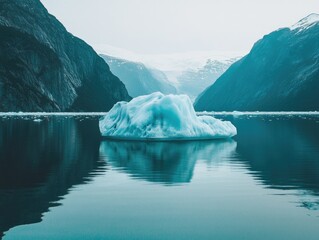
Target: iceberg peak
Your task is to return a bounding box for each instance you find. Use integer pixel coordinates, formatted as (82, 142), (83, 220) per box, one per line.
(290, 13), (319, 32)
(99, 92), (237, 140)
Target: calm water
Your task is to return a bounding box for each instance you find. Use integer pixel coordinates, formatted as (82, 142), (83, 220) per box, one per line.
(0, 114), (319, 239)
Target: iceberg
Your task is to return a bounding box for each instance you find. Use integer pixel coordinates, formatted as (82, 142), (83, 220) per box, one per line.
(99, 92), (237, 140)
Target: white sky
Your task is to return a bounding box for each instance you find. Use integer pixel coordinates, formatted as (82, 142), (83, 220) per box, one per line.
(40, 0), (319, 55)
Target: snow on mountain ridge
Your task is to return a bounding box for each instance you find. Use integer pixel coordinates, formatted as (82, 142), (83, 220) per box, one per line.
(290, 13), (319, 31)
(94, 44), (243, 72)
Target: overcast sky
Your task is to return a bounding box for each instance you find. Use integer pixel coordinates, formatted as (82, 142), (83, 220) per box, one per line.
(40, 0), (318, 55)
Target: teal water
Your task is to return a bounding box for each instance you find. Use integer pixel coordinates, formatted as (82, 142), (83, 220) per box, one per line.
(0, 114), (319, 239)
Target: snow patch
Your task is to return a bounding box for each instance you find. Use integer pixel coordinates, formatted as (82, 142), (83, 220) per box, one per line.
(33, 119), (43, 122)
(290, 13), (319, 32)
(99, 92), (237, 140)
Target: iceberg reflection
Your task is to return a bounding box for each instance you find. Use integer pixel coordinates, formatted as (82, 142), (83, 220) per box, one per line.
(99, 140), (237, 185)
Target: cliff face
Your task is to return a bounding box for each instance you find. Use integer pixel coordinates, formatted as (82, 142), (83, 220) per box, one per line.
(0, 0), (130, 112)
(195, 14), (319, 111)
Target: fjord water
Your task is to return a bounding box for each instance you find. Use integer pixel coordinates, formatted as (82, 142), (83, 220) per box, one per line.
(0, 114), (318, 239)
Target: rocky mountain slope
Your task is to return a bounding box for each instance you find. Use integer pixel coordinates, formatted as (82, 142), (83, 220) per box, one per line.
(0, 0), (130, 112)
(195, 14), (319, 111)
(101, 55), (176, 97)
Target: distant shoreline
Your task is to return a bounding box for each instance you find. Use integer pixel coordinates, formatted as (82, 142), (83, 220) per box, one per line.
(0, 112), (318, 116)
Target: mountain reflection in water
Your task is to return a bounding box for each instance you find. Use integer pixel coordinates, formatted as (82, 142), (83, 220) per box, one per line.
(0, 117), (105, 238)
(229, 115), (319, 210)
(0, 115), (319, 240)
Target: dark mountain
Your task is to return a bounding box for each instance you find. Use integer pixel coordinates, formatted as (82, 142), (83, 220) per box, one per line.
(195, 14), (319, 111)
(0, 0), (130, 112)
(101, 54), (176, 97)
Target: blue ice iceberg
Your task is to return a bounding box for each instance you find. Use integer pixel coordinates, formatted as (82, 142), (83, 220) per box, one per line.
(99, 92), (237, 140)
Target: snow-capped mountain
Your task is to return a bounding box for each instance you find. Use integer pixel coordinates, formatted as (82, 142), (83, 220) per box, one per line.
(95, 44), (242, 72)
(101, 55), (177, 97)
(176, 58), (239, 100)
(97, 45), (241, 99)
(195, 14), (319, 111)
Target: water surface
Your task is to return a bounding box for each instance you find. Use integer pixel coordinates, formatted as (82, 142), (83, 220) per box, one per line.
(0, 114), (318, 239)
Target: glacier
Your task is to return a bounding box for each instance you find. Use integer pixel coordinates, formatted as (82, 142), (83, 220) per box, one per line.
(99, 92), (237, 140)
